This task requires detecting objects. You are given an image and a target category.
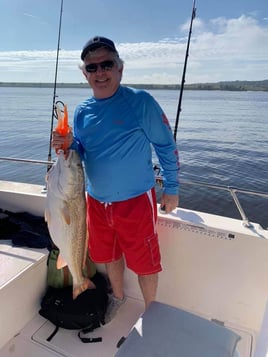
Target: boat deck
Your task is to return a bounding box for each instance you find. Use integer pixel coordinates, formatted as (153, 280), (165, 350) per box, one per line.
(1, 297), (144, 357)
(0, 240), (254, 357)
(0, 238), (144, 356)
(1, 298), (253, 357)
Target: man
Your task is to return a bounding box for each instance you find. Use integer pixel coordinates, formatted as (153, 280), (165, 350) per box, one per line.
(53, 36), (179, 322)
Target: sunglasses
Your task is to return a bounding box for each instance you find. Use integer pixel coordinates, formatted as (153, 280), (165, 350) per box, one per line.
(85, 60), (115, 73)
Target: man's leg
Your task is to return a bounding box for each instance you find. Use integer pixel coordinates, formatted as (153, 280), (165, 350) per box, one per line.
(138, 272), (158, 308)
(105, 257), (126, 323)
(106, 257), (125, 299)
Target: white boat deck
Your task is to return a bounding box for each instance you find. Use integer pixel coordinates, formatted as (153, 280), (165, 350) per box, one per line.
(1, 305), (254, 357)
(0, 239), (255, 357)
(0, 241), (46, 289)
(0, 236), (144, 357)
(1, 296), (144, 357)
(0, 241), (47, 349)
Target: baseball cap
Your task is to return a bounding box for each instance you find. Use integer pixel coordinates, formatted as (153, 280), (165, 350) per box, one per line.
(81, 36), (118, 60)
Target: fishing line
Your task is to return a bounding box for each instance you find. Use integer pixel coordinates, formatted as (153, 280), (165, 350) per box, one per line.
(173, 0), (196, 141)
(47, 0), (64, 170)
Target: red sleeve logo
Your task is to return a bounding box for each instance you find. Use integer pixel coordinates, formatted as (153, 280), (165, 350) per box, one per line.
(162, 113), (172, 131)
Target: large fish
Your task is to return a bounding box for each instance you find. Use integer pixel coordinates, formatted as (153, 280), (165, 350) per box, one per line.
(45, 149), (94, 299)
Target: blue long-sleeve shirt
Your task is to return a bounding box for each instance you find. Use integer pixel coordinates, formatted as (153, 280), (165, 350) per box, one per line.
(72, 85), (179, 202)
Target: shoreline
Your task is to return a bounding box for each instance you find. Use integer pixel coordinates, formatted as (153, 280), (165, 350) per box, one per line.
(0, 80), (268, 91)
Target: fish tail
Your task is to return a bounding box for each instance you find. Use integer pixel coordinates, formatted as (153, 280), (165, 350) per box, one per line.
(72, 278), (96, 300)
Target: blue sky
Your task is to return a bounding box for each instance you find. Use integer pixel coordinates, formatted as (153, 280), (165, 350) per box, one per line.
(0, 0), (267, 84)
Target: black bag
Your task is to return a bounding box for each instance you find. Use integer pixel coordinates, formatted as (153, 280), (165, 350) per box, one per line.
(39, 272), (109, 343)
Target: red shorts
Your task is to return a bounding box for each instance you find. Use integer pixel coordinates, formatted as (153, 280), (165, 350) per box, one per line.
(86, 188), (162, 275)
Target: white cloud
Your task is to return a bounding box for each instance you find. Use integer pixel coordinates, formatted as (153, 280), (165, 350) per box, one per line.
(0, 15), (267, 84)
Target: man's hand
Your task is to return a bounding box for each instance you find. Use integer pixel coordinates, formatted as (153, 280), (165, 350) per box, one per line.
(52, 130), (73, 151)
(160, 193), (179, 214)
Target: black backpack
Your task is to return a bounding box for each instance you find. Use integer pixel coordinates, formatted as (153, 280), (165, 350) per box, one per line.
(39, 272), (109, 343)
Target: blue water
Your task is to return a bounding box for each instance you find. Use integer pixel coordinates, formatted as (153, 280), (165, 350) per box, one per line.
(0, 86), (267, 228)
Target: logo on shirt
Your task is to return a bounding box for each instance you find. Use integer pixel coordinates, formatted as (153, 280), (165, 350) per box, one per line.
(162, 113), (172, 131)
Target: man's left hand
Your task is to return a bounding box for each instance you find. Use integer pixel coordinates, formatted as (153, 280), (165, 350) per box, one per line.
(160, 193), (179, 214)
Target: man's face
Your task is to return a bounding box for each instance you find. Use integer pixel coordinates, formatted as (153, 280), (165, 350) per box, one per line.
(83, 48), (123, 99)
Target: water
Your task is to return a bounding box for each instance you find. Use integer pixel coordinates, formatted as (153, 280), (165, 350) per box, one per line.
(0, 86), (267, 228)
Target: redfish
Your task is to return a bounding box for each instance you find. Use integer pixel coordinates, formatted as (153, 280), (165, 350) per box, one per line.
(45, 149), (94, 299)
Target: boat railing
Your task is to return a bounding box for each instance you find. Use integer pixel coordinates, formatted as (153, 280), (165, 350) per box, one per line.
(0, 157), (53, 165)
(0, 156), (267, 229)
(156, 175), (268, 229)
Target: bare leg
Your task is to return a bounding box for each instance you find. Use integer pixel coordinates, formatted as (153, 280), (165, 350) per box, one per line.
(106, 258), (158, 308)
(138, 273), (158, 309)
(106, 257), (125, 299)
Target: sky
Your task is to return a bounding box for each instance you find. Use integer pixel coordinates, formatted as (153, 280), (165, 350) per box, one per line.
(0, 0), (267, 84)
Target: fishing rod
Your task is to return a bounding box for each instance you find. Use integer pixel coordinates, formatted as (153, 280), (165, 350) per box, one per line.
(154, 1), (196, 183)
(47, 0), (64, 170)
(173, 0), (196, 141)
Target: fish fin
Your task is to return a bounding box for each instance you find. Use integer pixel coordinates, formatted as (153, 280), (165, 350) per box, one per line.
(61, 204), (71, 225)
(44, 208), (50, 224)
(56, 254), (68, 269)
(82, 230), (89, 269)
(73, 278), (96, 300)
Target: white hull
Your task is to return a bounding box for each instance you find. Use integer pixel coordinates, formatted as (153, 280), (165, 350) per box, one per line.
(1, 180), (268, 356)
